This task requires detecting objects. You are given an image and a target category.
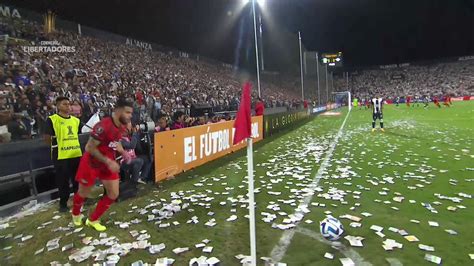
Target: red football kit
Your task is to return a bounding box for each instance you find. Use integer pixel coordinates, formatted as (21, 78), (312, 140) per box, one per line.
(75, 117), (126, 187)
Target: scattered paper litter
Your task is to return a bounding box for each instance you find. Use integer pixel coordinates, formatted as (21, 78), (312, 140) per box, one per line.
(382, 239), (403, 250)
(324, 252), (334, 259)
(155, 257), (175, 266)
(404, 235), (419, 242)
(424, 254), (442, 264)
(344, 235), (364, 247)
(226, 215), (238, 222)
(173, 247), (189, 254)
(370, 225), (384, 232)
(203, 246), (213, 253)
(339, 257), (355, 266)
(388, 227), (399, 233)
(445, 229), (458, 235)
(428, 221), (439, 227)
(350, 222), (362, 228)
(339, 214), (362, 222)
(419, 244), (435, 252)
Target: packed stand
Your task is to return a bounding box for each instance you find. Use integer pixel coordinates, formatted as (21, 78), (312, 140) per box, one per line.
(343, 61), (474, 101)
(0, 17), (303, 143)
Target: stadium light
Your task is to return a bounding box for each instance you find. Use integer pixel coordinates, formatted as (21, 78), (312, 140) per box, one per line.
(243, 0), (265, 7)
(238, 0), (265, 97)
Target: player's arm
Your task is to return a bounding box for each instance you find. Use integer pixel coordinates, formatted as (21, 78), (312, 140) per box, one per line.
(43, 117), (54, 146)
(85, 137), (111, 164)
(115, 141), (125, 154)
(85, 137), (121, 172)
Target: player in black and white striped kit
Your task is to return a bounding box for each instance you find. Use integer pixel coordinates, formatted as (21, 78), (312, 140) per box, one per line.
(371, 96), (384, 132)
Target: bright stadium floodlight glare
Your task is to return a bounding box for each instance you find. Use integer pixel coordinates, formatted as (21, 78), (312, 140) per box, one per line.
(257, 0), (266, 7)
(242, 0), (250, 4)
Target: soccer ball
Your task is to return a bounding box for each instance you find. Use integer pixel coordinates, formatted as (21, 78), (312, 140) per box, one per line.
(320, 216), (344, 241)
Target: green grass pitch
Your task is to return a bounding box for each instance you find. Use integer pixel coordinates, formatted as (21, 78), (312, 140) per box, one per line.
(0, 101), (473, 265)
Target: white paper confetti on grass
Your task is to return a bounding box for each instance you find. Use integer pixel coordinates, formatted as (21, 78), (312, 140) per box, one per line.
(350, 222), (362, 228)
(155, 257), (175, 266)
(324, 252), (334, 259)
(419, 244), (435, 252)
(340, 257), (355, 266)
(173, 247), (189, 254)
(370, 225), (384, 232)
(428, 221), (439, 227)
(424, 254), (442, 264)
(344, 235), (364, 247)
(203, 246), (213, 253)
(404, 235), (419, 242)
(226, 215), (238, 222)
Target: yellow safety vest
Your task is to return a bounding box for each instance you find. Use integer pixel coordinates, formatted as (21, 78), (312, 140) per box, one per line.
(49, 114), (82, 160)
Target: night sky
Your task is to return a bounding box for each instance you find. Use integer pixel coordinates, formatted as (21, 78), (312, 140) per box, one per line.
(4, 0), (474, 69)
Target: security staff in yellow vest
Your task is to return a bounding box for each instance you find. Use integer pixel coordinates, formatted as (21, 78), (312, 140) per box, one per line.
(44, 96), (82, 212)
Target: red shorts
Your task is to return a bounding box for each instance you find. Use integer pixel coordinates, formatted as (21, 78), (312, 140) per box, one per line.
(75, 155), (119, 187)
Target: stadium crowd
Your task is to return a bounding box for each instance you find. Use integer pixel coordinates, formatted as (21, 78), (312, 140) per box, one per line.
(0, 16), (473, 144)
(344, 60), (474, 102)
(0, 18), (302, 143)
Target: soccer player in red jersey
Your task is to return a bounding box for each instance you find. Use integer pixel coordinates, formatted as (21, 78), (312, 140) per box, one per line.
(406, 95), (411, 107)
(433, 96), (441, 108)
(443, 95), (451, 107)
(71, 98), (133, 231)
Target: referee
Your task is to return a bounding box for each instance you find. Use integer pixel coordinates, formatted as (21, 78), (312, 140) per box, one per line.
(44, 97), (82, 212)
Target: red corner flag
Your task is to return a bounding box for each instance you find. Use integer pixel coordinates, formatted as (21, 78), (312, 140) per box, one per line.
(233, 82), (252, 145)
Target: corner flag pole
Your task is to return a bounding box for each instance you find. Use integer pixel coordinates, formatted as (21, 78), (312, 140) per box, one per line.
(234, 81), (256, 265)
(247, 137), (257, 265)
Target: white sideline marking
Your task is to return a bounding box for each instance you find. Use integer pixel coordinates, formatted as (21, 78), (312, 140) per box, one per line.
(270, 109), (352, 263)
(295, 227), (373, 266)
(386, 257), (404, 266)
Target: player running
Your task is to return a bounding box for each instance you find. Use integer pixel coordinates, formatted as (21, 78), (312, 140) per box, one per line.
(423, 95), (430, 109)
(371, 95), (384, 132)
(71, 98), (133, 232)
(443, 95), (451, 107)
(433, 96), (441, 108)
(414, 95), (420, 107)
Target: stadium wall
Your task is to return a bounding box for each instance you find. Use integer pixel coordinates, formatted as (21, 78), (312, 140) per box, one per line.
(153, 116), (264, 182)
(263, 109), (311, 137)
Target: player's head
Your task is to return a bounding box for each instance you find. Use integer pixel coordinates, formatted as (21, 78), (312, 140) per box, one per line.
(55, 96), (71, 115)
(115, 98), (133, 125)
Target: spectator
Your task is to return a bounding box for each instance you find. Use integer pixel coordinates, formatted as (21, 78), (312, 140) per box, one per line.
(171, 111), (186, 130)
(255, 98), (265, 116)
(121, 122), (147, 185)
(7, 113), (31, 141)
(155, 116), (170, 132)
(71, 99), (83, 119)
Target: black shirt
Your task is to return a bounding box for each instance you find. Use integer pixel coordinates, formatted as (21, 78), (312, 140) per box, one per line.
(8, 119), (29, 141)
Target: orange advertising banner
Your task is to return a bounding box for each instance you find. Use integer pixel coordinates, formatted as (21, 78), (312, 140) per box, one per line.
(153, 116), (263, 182)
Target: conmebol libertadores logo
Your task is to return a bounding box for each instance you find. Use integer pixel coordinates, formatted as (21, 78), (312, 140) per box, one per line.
(22, 40), (76, 53)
